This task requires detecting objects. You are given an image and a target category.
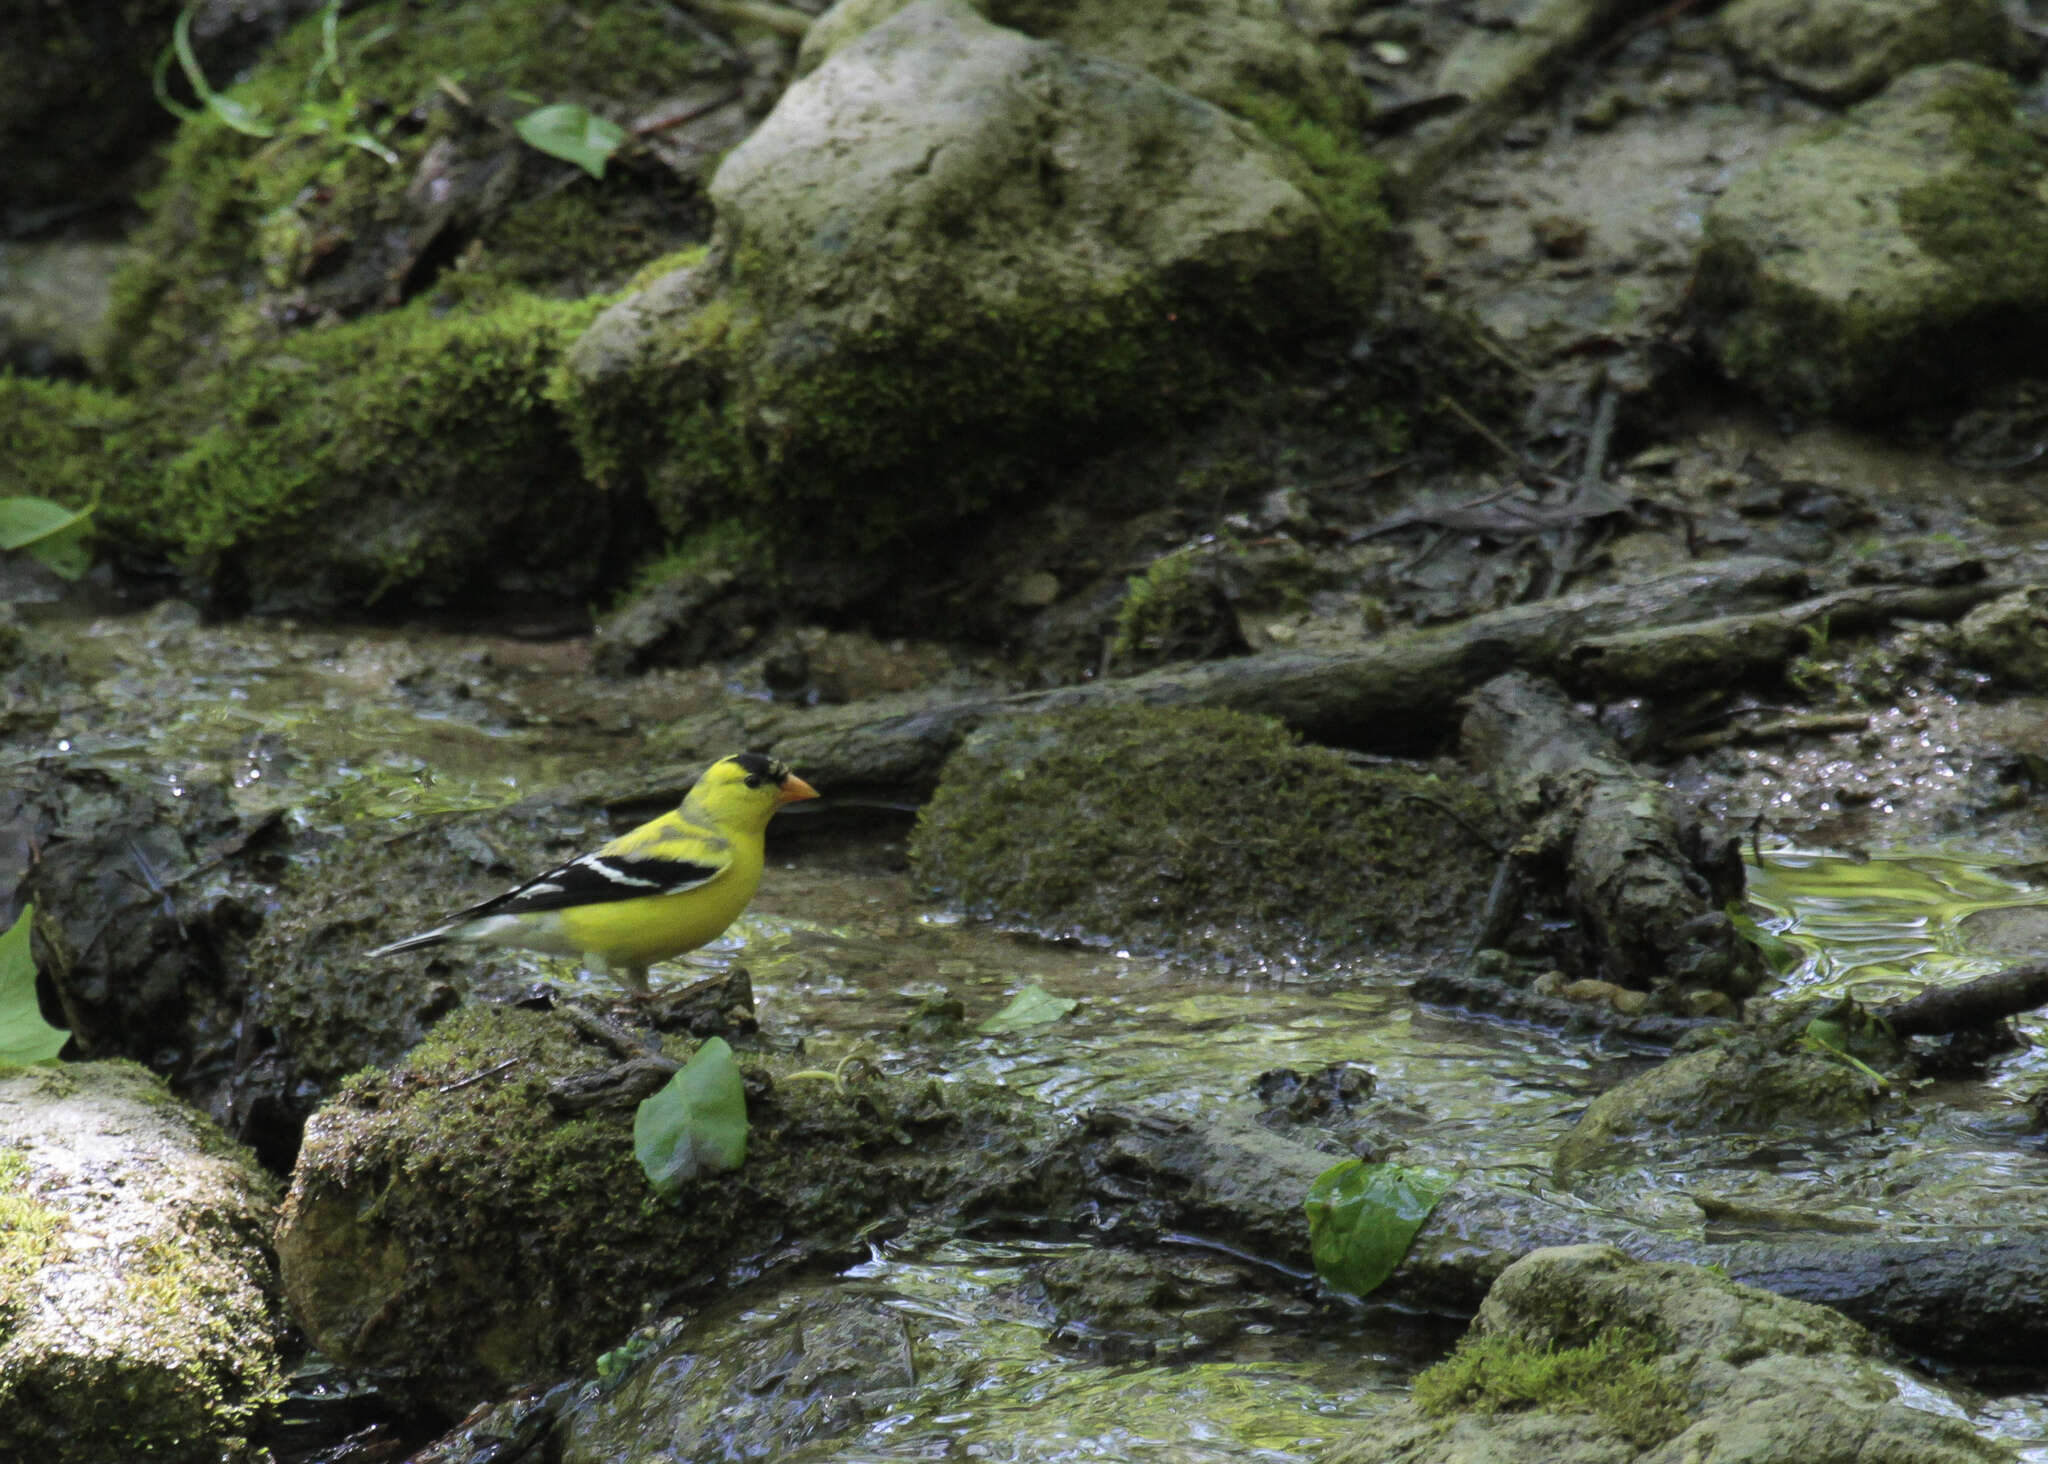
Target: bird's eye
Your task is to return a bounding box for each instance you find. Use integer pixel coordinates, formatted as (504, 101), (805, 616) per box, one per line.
(744, 773), (764, 788)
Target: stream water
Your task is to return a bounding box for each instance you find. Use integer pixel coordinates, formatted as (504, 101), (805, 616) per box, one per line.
(20, 609), (2048, 1460)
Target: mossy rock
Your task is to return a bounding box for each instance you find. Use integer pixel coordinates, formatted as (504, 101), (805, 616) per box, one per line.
(21, 289), (646, 613)
(558, 0), (1383, 555)
(1719, 0), (2021, 105)
(1694, 62), (2048, 421)
(1552, 1019), (1890, 1181)
(0, 1062), (283, 1464)
(1331, 1245), (2013, 1464)
(276, 1002), (1070, 1411)
(100, 0), (721, 388)
(909, 704), (1502, 963)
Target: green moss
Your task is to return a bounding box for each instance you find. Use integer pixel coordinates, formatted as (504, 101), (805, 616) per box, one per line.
(0, 1148), (59, 1335)
(911, 705), (1503, 961)
(1110, 547), (1202, 663)
(1899, 75), (2048, 298)
(1227, 89), (1388, 306)
(0, 375), (153, 516)
(627, 519), (777, 599)
(103, 289), (607, 606)
(1413, 1325), (1689, 1449)
(103, 0), (715, 385)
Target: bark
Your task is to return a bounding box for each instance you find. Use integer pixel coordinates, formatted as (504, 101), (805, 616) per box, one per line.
(767, 556), (1815, 796)
(1879, 962), (2048, 1038)
(753, 566), (2024, 802)
(1461, 670), (1759, 998)
(1560, 579), (2013, 698)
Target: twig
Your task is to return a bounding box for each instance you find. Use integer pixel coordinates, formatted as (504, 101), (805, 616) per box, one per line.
(1436, 393), (1546, 478)
(440, 1057), (522, 1093)
(684, 0), (813, 36)
(633, 88), (745, 137)
(1667, 711), (1869, 756)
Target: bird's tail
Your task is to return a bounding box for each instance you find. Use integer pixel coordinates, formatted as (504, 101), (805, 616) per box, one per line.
(364, 927), (455, 960)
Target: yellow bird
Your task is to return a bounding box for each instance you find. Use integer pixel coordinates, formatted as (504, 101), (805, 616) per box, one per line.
(368, 753), (819, 992)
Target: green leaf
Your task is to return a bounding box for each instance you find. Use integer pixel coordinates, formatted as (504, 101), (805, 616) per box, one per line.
(976, 983), (1078, 1034)
(514, 103), (626, 179)
(1305, 1158), (1453, 1297)
(173, 6), (276, 138)
(0, 497), (93, 579)
(633, 1036), (747, 1198)
(1726, 905), (1801, 976)
(0, 906), (67, 1068)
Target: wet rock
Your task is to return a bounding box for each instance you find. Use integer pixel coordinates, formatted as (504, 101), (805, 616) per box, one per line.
(559, 0), (1373, 553)
(910, 703), (1504, 964)
(11, 762), (279, 1131)
(556, 1294), (916, 1462)
(1329, 1245), (2013, 1463)
(1694, 63), (2048, 420)
(1552, 1016), (1888, 1180)
(0, 1061), (283, 1462)
(1720, 0), (2021, 104)
(1030, 1246), (1285, 1359)
(1957, 586), (2048, 691)
(275, 1002), (1069, 1412)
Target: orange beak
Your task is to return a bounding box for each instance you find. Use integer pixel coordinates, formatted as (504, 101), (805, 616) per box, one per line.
(776, 775), (820, 805)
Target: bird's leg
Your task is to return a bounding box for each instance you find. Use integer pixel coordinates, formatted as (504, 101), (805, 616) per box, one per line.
(614, 962), (652, 998)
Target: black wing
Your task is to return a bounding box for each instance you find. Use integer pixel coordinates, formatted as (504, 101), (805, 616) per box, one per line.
(452, 851), (725, 919)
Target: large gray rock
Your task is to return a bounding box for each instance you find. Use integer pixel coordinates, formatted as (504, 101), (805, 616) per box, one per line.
(0, 1062), (282, 1463)
(1720, 0), (2021, 104)
(1330, 1246), (2013, 1464)
(798, 0), (1355, 122)
(559, 0), (1373, 547)
(1694, 63), (2048, 420)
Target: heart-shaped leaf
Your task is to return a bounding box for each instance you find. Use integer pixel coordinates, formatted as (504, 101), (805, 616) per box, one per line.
(0, 497), (93, 579)
(514, 103), (626, 179)
(0, 906), (67, 1068)
(634, 1036), (747, 1198)
(1305, 1158), (1453, 1297)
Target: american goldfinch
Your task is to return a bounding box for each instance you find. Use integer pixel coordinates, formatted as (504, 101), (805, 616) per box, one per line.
(368, 753), (819, 993)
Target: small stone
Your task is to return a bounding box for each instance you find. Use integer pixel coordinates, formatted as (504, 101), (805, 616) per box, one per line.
(1011, 571), (1062, 607)
(1370, 40), (1410, 66)
(1683, 989), (1736, 1019)
(1531, 214), (1591, 259)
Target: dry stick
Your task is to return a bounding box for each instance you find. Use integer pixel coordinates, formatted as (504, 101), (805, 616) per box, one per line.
(685, 0), (813, 36)
(1667, 711), (1870, 755)
(439, 1057), (522, 1093)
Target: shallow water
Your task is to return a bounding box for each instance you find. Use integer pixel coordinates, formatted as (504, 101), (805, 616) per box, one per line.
(24, 611), (2048, 1459)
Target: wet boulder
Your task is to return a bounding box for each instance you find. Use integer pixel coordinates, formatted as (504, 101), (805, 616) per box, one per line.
(0, 1061), (283, 1463)
(1694, 63), (2048, 421)
(909, 704), (1503, 965)
(1957, 585), (2048, 692)
(1552, 1013), (1890, 1181)
(275, 1002), (1069, 1412)
(1719, 0), (2021, 104)
(1330, 1244), (2013, 1464)
(558, 0), (1378, 553)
